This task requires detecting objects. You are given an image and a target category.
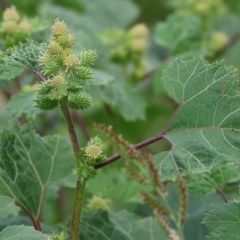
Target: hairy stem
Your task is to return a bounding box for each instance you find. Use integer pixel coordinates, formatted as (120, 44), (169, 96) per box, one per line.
(61, 96), (80, 162)
(60, 96), (85, 240)
(70, 181), (85, 240)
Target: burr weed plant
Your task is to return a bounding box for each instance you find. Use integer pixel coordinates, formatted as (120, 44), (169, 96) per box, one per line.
(1, 3), (240, 240)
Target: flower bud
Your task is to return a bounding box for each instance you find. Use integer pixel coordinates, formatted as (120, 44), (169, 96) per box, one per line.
(51, 75), (66, 88)
(57, 34), (75, 48)
(87, 196), (110, 211)
(3, 6), (20, 22)
(129, 23), (149, 38)
(85, 145), (102, 161)
(51, 19), (68, 36)
(63, 54), (79, 70)
(48, 41), (63, 55)
(18, 20), (32, 36)
(1, 21), (18, 34)
(130, 38), (147, 52)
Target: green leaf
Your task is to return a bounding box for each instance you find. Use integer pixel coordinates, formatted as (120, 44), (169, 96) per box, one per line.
(86, 70), (115, 86)
(109, 211), (168, 240)
(153, 63), (168, 94)
(0, 122), (76, 217)
(203, 202), (240, 239)
(0, 196), (20, 218)
(154, 57), (240, 181)
(187, 162), (240, 197)
(154, 14), (203, 57)
(102, 81), (147, 121)
(80, 210), (125, 240)
(0, 41), (45, 81)
(6, 91), (41, 119)
(0, 225), (48, 240)
(87, 168), (150, 207)
(80, 210), (168, 240)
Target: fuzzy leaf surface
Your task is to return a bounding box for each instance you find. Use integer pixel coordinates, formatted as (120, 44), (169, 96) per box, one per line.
(0, 225), (48, 240)
(0, 41), (45, 81)
(203, 202), (240, 239)
(0, 122), (76, 217)
(154, 14), (202, 57)
(154, 57), (240, 180)
(187, 162), (240, 197)
(80, 210), (168, 240)
(0, 196), (20, 218)
(6, 91), (41, 119)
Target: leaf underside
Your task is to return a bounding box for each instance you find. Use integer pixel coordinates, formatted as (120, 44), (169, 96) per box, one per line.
(154, 57), (240, 181)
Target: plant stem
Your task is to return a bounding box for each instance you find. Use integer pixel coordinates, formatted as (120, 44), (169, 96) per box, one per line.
(72, 110), (91, 141)
(61, 96), (80, 162)
(60, 96), (85, 240)
(70, 181), (85, 240)
(216, 189), (228, 203)
(95, 132), (165, 169)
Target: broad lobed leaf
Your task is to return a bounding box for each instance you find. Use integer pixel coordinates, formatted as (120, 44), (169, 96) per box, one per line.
(0, 122), (76, 216)
(187, 162), (240, 197)
(80, 210), (168, 240)
(6, 91), (41, 119)
(0, 225), (48, 240)
(0, 41), (45, 81)
(154, 57), (240, 180)
(203, 202), (240, 240)
(0, 196), (20, 218)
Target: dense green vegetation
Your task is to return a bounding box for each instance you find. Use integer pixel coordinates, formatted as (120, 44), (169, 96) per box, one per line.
(1, 0), (240, 239)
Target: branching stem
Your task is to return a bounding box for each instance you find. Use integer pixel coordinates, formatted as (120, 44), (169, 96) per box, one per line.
(95, 132), (165, 169)
(60, 96), (85, 240)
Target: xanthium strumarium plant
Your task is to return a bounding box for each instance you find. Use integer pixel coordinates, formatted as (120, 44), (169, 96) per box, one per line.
(1, 5), (240, 240)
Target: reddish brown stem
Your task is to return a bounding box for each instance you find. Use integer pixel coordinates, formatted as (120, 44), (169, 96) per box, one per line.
(95, 132), (165, 169)
(216, 189), (228, 203)
(15, 199), (42, 231)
